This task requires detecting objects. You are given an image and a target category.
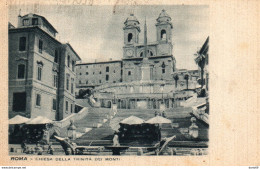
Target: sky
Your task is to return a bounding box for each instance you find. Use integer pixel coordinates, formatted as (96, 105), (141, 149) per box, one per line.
(9, 5), (209, 70)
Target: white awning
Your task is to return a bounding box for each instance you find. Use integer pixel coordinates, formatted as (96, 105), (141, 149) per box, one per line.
(26, 116), (53, 124)
(145, 116), (171, 124)
(120, 116), (145, 125)
(9, 115), (30, 124)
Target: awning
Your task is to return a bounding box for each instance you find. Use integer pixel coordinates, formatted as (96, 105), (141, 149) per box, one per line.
(9, 115), (30, 124)
(26, 116), (53, 124)
(145, 116), (171, 124)
(120, 116), (145, 125)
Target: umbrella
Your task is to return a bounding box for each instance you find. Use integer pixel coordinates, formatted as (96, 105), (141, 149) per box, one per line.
(120, 116), (145, 125)
(26, 116), (53, 124)
(145, 116), (171, 124)
(9, 115), (30, 124)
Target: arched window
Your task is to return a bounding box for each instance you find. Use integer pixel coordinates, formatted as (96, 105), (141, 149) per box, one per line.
(17, 64), (25, 79)
(128, 33), (133, 42)
(150, 51), (153, 56)
(140, 52), (143, 57)
(161, 29), (166, 40)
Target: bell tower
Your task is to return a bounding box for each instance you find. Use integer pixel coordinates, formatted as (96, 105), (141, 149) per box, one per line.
(123, 14), (140, 45)
(123, 14), (140, 58)
(156, 9), (173, 43)
(155, 9), (173, 56)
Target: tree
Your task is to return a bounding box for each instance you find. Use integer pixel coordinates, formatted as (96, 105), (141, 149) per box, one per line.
(195, 51), (207, 88)
(173, 73), (179, 88)
(184, 74), (189, 90)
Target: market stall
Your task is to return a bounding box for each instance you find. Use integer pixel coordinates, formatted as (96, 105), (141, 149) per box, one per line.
(9, 115), (30, 144)
(118, 116), (160, 143)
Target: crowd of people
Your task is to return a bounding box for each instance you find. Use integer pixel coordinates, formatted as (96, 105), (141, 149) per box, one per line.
(20, 141), (54, 155)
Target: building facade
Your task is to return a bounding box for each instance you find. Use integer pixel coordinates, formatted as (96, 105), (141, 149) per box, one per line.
(198, 37), (209, 91)
(76, 61), (122, 89)
(8, 13), (81, 120)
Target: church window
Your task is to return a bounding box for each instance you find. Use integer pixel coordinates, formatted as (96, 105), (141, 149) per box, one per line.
(106, 66), (109, 72)
(106, 75), (109, 81)
(128, 33), (133, 42)
(162, 62), (166, 74)
(86, 72), (88, 75)
(150, 51), (153, 56)
(86, 80), (88, 84)
(162, 68), (165, 74)
(140, 52), (143, 57)
(128, 71), (131, 76)
(161, 29), (166, 40)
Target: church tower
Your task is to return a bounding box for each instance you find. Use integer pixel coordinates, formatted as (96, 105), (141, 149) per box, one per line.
(156, 9), (173, 56)
(123, 14), (140, 58)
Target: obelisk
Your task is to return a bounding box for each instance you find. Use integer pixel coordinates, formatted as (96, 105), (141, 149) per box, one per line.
(141, 17), (151, 81)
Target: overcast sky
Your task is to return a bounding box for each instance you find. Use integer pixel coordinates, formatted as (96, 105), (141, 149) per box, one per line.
(9, 5), (209, 70)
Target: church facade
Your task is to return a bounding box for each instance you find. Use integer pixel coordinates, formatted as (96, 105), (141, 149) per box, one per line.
(76, 10), (176, 90)
(122, 10), (176, 82)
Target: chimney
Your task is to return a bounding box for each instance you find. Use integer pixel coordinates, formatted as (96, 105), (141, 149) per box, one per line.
(18, 9), (22, 27)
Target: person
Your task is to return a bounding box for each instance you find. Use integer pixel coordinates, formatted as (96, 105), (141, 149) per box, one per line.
(162, 111), (166, 118)
(47, 143), (54, 155)
(35, 142), (43, 155)
(21, 141), (27, 153)
(113, 133), (120, 147)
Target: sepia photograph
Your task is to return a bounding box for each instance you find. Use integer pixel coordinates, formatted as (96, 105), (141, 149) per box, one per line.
(7, 4), (210, 156)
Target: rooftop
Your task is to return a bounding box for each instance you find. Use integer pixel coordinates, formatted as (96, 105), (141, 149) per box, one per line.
(21, 13), (58, 33)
